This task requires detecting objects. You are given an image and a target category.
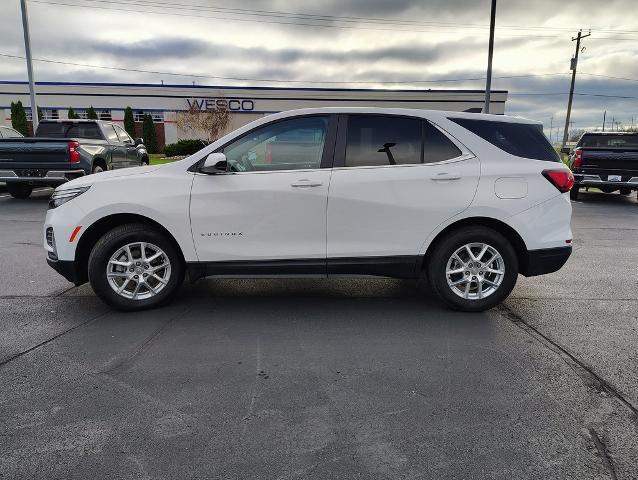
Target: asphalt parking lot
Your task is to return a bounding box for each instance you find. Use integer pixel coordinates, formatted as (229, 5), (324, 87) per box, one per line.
(1, 189), (637, 480)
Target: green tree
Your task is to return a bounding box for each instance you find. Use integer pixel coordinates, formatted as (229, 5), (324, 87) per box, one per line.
(123, 106), (136, 138)
(67, 107), (78, 119)
(10, 101), (28, 136)
(86, 105), (98, 120)
(142, 114), (158, 153)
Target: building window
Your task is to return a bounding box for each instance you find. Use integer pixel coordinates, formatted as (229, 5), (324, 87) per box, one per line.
(74, 109), (89, 119)
(134, 110), (163, 122)
(97, 110), (112, 121)
(42, 109), (59, 120)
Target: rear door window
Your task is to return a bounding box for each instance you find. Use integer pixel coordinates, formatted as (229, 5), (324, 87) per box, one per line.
(450, 118), (559, 162)
(105, 125), (120, 143)
(345, 115), (422, 167)
(36, 122), (103, 139)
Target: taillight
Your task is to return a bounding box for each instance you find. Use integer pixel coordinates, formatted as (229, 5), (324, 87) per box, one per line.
(542, 169), (574, 193)
(573, 147), (583, 169)
(68, 140), (80, 164)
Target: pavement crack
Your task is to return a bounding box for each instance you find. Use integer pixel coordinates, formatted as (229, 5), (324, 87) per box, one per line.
(100, 308), (189, 375)
(0, 310), (110, 369)
(497, 304), (638, 418)
(588, 427), (618, 480)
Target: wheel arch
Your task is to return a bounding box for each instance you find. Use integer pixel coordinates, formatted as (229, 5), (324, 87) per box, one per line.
(92, 156), (107, 171)
(73, 213), (185, 285)
(422, 216), (528, 274)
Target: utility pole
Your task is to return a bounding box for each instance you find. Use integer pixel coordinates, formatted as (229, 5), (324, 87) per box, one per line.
(483, 0), (497, 114)
(20, 0), (38, 132)
(602, 110), (606, 131)
(549, 116), (554, 143)
(561, 29), (590, 150)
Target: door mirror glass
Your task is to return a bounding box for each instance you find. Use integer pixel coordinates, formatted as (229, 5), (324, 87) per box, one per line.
(201, 152), (228, 174)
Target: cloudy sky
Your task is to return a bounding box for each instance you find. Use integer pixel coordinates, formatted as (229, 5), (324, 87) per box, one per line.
(2, 0), (638, 139)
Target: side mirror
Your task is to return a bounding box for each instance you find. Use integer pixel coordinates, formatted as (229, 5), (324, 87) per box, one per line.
(560, 147), (571, 154)
(201, 152), (228, 174)
(134, 138), (144, 146)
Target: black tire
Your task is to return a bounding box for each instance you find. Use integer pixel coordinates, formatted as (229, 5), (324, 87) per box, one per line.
(426, 226), (519, 312)
(619, 188), (631, 196)
(92, 163), (105, 174)
(88, 223), (184, 311)
(569, 187), (579, 201)
(141, 156), (149, 166)
(7, 183), (33, 199)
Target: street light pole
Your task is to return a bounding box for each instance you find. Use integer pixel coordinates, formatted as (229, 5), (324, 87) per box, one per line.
(483, 0), (497, 114)
(20, 0), (38, 132)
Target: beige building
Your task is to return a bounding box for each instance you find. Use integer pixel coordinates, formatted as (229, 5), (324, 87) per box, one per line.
(0, 81), (508, 147)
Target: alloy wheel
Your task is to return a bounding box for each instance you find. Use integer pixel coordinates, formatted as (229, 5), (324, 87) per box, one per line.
(106, 242), (171, 300)
(445, 243), (505, 300)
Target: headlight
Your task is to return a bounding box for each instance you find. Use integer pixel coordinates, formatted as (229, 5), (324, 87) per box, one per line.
(48, 186), (91, 209)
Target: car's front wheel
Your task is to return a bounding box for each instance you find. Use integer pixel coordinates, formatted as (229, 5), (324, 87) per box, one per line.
(427, 226), (518, 312)
(88, 224), (184, 311)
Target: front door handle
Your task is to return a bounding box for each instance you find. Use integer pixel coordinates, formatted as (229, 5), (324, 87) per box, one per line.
(430, 172), (461, 181)
(291, 179), (323, 188)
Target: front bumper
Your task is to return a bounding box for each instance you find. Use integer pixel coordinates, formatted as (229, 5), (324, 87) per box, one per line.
(574, 174), (638, 189)
(520, 246), (572, 277)
(0, 169), (85, 184)
(46, 258), (79, 284)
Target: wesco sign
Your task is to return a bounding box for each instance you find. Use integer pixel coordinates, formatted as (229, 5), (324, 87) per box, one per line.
(186, 98), (255, 112)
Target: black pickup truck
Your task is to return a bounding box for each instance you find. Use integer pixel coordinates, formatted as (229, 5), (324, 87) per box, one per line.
(0, 120), (149, 198)
(567, 131), (638, 201)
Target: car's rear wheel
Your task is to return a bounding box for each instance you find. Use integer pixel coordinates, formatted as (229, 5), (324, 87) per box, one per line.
(427, 226), (518, 312)
(7, 183), (33, 199)
(619, 188), (631, 196)
(88, 223), (184, 311)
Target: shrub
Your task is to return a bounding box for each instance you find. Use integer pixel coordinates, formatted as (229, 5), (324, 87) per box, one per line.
(10, 101), (29, 136)
(86, 105), (98, 120)
(123, 106), (135, 138)
(68, 107), (78, 119)
(163, 139), (208, 157)
(142, 114), (158, 154)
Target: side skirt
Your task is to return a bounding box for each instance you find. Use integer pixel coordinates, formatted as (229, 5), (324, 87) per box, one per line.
(186, 256), (421, 282)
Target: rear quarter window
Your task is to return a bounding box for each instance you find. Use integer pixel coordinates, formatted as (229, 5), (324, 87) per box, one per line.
(450, 118), (560, 162)
(36, 122), (103, 140)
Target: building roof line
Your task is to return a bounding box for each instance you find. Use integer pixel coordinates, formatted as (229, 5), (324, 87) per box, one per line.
(0, 80), (508, 94)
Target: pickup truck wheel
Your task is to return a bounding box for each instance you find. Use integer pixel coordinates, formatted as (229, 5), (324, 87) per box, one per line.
(569, 187), (579, 201)
(92, 164), (105, 174)
(88, 223), (184, 311)
(141, 157), (149, 166)
(427, 226), (518, 312)
(619, 188), (631, 196)
(7, 183), (33, 199)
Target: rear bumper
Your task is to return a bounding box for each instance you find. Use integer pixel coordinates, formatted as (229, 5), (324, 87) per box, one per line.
(0, 169), (85, 184)
(46, 258), (80, 285)
(574, 174), (638, 189)
(520, 246), (572, 277)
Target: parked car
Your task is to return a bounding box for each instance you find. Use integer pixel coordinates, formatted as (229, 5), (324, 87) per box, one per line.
(566, 131), (638, 200)
(44, 108), (573, 312)
(0, 126), (24, 138)
(0, 119), (148, 199)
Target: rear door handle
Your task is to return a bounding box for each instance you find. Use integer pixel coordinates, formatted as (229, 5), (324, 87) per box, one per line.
(291, 179), (323, 188)
(430, 172), (461, 181)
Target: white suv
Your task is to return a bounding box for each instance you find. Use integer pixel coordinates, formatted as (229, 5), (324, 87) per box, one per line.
(44, 108), (574, 312)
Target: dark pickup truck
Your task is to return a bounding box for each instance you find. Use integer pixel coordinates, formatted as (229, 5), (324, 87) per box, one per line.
(567, 131), (638, 201)
(0, 120), (148, 198)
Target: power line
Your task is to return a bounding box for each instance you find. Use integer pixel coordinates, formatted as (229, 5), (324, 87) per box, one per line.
(38, 0), (638, 36)
(27, 0), (567, 38)
(0, 52), (570, 85)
